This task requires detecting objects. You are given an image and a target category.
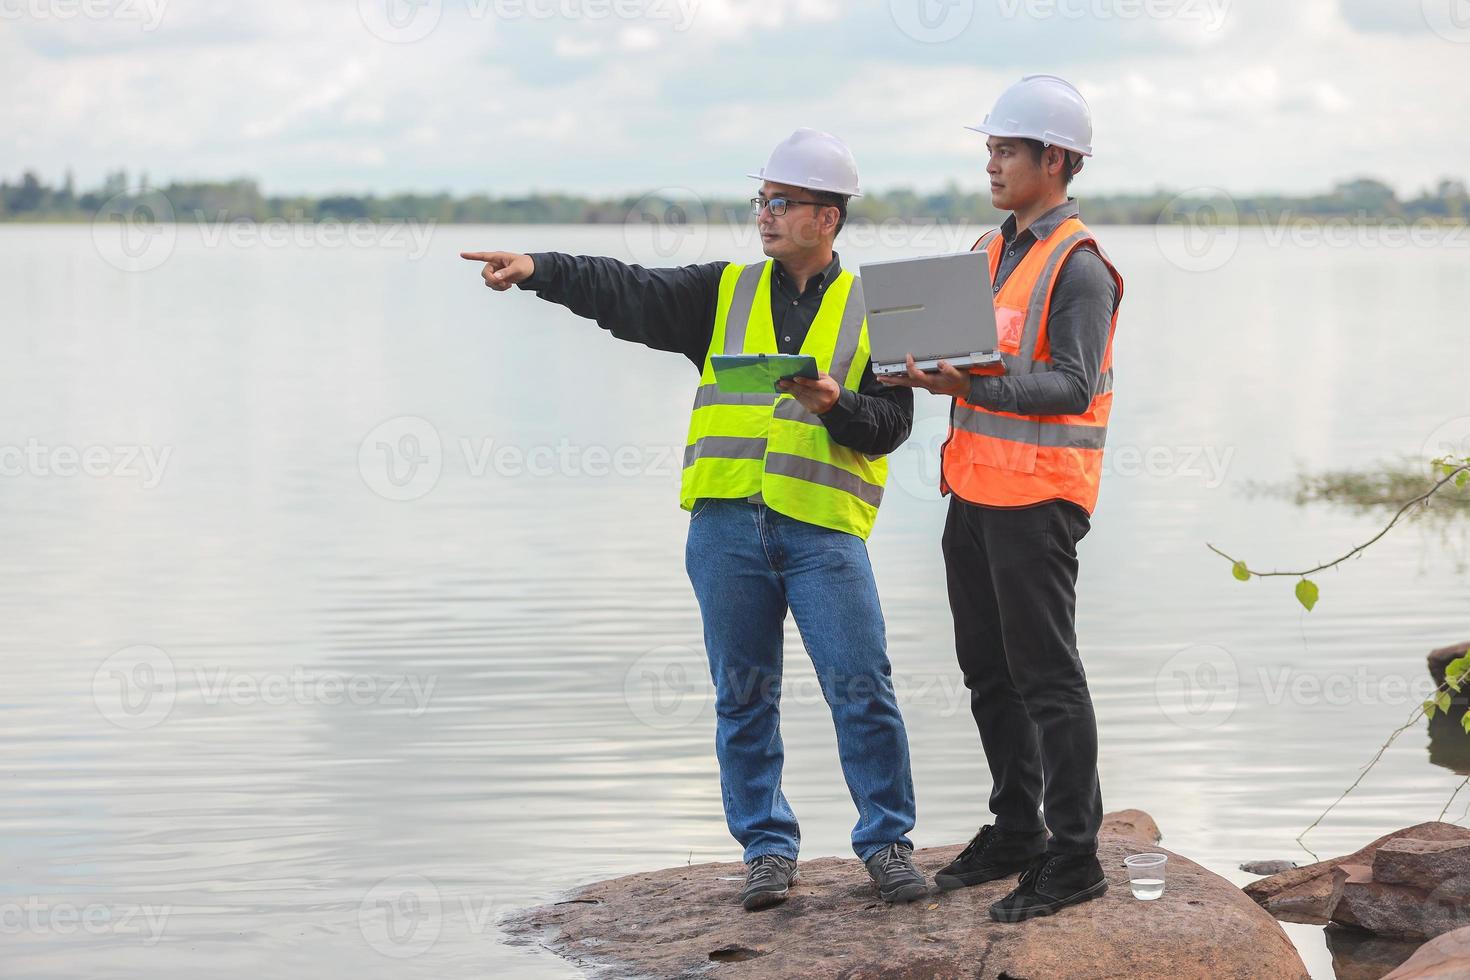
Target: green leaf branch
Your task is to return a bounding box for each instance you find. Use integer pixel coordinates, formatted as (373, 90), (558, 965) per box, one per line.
(1208, 457), (1470, 612)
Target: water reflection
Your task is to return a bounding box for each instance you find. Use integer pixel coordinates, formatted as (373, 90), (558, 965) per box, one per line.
(1429, 709), (1470, 776)
(1325, 924), (1422, 980)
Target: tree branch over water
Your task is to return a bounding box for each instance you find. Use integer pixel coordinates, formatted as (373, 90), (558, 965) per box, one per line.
(1209, 460), (1470, 595)
(1206, 455), (1470, 843)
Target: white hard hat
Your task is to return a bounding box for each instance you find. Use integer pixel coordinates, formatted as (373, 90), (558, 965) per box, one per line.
(747, 128), (862, 198)
(966, 74), (1093, 157)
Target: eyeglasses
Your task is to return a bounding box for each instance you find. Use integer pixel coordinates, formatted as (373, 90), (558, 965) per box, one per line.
(750, 196), (832, 217)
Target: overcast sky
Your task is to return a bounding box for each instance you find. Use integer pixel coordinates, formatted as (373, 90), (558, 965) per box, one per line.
(4, 0), (1468, 198)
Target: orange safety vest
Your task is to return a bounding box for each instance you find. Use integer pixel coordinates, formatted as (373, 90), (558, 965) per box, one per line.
(941, 215), (1123, 515)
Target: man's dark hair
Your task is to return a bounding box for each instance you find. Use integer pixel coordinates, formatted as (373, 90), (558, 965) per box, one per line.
(810, 190), (849, 236)
(1022, 139), (1082, 188)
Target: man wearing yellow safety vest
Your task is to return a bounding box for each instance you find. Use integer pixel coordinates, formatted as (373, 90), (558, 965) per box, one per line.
(461, 129), (927, 911)
(881, 75), (1124, 922)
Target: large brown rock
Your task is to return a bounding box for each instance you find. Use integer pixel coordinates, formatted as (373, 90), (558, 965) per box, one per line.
(1374, 838), (1470, 890)
(1382, 924), (1470, 978)
(1244, 822), (1470, 924)
(1326, 863), (1470, 941)
(504, 832), (1307, 979)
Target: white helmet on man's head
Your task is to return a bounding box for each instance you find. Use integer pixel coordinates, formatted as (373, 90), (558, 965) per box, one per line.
(747, 128), (862, 198)
(966, 74), (1094, 157)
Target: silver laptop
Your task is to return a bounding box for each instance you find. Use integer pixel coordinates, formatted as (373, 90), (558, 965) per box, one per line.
(859, 250), (1002, 376)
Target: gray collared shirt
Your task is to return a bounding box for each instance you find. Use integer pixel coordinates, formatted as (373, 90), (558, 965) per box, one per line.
(967, 198), (1120, 417)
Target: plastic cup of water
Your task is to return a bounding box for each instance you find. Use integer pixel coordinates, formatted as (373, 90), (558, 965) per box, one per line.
(1124, 852), (1168, 900)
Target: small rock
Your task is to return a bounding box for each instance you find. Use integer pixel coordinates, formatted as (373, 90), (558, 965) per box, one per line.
(1098, 807), (1162, 844)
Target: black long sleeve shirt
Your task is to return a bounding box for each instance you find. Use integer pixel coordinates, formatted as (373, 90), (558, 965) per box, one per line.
(517, 251), (914, 456)
(966, 199), (1120, 416)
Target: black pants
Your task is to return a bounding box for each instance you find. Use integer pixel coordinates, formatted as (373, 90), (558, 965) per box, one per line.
(941, 495), (1102, 856)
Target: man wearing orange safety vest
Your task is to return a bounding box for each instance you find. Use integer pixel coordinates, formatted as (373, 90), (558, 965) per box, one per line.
(880, 75), (1124, 922)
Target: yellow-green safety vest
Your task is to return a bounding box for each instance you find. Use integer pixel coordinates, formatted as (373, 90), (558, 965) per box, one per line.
(679, 260), (888, 540)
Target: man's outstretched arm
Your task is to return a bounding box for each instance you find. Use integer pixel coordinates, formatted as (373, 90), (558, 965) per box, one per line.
(461, 250), (727, 369)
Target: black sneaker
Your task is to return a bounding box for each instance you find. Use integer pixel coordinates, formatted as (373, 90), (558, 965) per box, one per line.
(933, 824), (1048, 891)
(863, 843), (928, 904)
(988, 851), (1108, 922)
(740, 854), (798, 911)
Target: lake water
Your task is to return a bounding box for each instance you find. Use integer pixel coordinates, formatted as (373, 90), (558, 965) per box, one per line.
(3, 220), (1468, 979)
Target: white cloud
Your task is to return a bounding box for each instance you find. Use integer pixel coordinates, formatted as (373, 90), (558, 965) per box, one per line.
(0, 0), (1466, 198)
(686, 0), (842, 37)
(618, 25), (660, 50)
(554, 34), (604, 57)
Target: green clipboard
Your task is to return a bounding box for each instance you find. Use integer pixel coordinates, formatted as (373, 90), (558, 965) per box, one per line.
(710, 354), (818, 393)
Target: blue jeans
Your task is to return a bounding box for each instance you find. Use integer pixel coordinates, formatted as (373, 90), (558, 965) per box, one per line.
(685, 497), (917, 863)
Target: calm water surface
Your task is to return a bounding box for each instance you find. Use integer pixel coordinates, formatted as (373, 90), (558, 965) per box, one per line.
(3, 222), (1468, 978)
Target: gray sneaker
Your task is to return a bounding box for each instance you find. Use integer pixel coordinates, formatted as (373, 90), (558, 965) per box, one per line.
(740, 854), (798, 911)
(864, 843), (928, 904)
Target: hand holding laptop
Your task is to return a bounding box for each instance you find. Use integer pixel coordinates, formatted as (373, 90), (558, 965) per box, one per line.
(874, 353), (971, 397)
(859, 249), (1003, 397)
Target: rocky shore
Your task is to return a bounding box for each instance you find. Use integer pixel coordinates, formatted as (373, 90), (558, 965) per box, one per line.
(1245, 821), (1470, 978)
(503, 809), (1308, 979)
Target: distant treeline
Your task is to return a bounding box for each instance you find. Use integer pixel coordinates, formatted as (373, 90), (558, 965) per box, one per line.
(3, 169), (1468, 225)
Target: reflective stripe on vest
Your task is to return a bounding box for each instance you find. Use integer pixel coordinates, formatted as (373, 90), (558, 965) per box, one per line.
(942, 216), (1123, 515)
(680, 260), (888, 538)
